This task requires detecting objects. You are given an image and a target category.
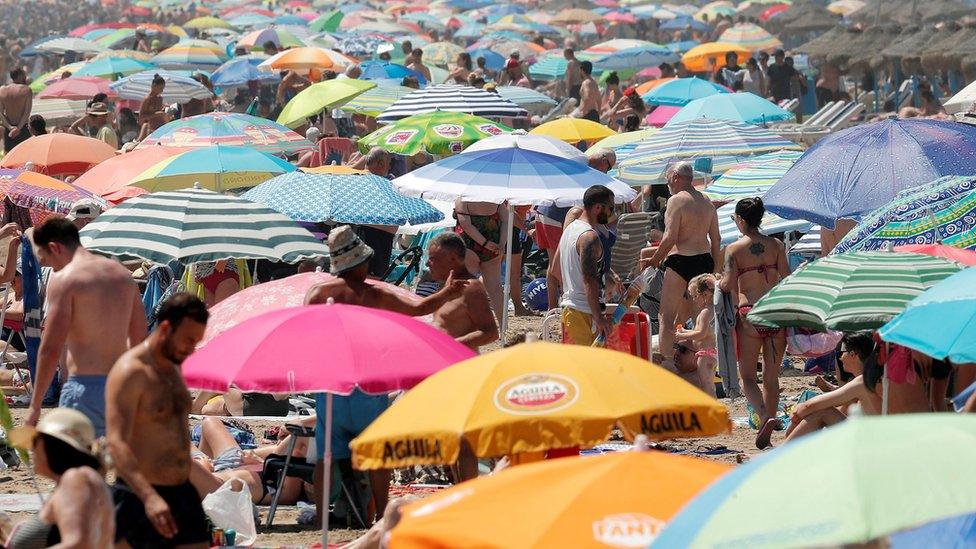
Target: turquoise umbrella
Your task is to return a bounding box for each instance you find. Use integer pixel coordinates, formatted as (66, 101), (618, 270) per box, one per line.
(668, 92), (795, 126)
(73, 57), (155, 79)
(642, 76), (728, 106)
(654, 415), (976, 548)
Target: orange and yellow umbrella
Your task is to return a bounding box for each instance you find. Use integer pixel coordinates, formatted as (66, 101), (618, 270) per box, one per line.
(350, 342), (730, 470)
(389, 450), (732, 549)
(682, 42), (751, 72)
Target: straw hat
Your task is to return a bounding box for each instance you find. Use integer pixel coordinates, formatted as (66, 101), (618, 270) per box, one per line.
(86, 102), (110, 116)
(9, 408), (96, 456)
(327, 225), (373, 275)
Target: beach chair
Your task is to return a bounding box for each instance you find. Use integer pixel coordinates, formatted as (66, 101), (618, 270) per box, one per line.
(777, 98), (799, 114)
(611, 213), (656, 283)
(824, 102), (865, 132)
(803, 101), (838, 126)
(381, 228), (446, 287)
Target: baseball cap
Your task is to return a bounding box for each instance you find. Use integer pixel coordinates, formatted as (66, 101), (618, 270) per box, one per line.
(67, 199), (103, 221)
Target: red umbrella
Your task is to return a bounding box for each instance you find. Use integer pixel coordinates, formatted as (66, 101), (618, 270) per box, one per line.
(37, 77), (118, 101)
(123, 6), (152, 17)
(893, 244), (976, 267)
(760, 4), (790, 21)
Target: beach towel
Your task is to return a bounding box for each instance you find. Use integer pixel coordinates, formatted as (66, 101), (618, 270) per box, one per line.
(714, 287), (740, 399)
(142, 264), (175, 331)
(20, 236), (42, 390)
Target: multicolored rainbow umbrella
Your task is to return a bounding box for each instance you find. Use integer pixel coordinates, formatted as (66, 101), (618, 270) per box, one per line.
(137, 112), (313, 155)
(237, 27), (304, 49)
(129, 145), (297, 192)
(0, 169), (106, 225)
(359, 110), (511, 155)
(152, 40), (228, 69)
(717, 22), (783, 53)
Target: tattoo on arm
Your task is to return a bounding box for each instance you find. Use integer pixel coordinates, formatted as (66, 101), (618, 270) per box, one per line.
(723, 252), (735, 275)
(580, 236), (601, 282)
(748, 241), (766, 256)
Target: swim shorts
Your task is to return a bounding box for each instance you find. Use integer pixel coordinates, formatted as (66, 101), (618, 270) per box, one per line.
(113, 480), (209, 547)
(331, 389), (390, 460)
(59, 375), (107, 438)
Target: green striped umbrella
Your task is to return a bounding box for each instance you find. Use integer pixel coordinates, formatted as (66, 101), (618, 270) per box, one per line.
(746, 251), (963, 332)
(79, 187), (329, 264)
(358, 111), (512, 156)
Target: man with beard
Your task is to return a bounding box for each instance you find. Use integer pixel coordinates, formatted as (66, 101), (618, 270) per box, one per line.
(105, 293), (210, 548)
(550, 185), (616, 345)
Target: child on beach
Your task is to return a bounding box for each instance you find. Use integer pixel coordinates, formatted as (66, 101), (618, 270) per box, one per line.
(674, 274), (718, 397)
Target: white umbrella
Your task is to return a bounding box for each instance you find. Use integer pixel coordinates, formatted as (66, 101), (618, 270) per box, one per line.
(109, 70), (214, 103)
(464, 131), (588, 163)
(945, 79), (976, 115)
(36, 37), (106, 55)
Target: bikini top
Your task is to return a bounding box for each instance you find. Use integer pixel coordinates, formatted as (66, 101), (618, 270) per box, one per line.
(6, 514), (61, 548)
(737, 263), (778, 282)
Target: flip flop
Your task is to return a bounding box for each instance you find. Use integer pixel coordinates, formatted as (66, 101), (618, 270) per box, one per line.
(755, 417), (777, 450)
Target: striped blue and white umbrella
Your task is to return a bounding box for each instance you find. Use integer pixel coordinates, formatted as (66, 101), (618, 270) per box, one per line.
(378, 84), (527, 123)
(110, 70), (214, 103)
(717, 199), (814, 245)
(495, 86), (558, 115)
(592, 46), (677, 72)
(79, 187), (328, 264)
(241, 171), (444, 226)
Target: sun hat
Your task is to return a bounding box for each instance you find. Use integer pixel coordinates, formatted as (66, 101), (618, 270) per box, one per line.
(9, 408), (96, 456)
(327, 225), (373, 275)
(86, 102), (110, 116)
(67, 198), (103, 221)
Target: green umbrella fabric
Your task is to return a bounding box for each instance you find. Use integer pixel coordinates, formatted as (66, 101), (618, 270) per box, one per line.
(746, 251), (963, 331)
(277, 79), (376, 128)
(358, 111), (512, 156)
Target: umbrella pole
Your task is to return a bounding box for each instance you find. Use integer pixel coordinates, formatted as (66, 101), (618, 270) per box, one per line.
(500, 203), (515, 339)
(882, 368), (889, 416)
(317, 392), (334, 547)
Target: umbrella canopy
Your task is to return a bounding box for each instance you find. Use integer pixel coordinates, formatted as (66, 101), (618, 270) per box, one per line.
(682, 42), (750, 72)
(529, 118), (617, 145)
(237, 27), (304, 49)
(185, 16), (236, 30)
(129, 145), (295, 193)
(717, 22), (782, 52)
(827, 0), (867, 15)
(110, 70), (213, 103)
(892, 244), (976, 265)
(495, 86), (558, 115)
(183, 303), (474, 393)
(393, 145), (636, 206)
(550, 8), (603, 24)
(465, 132), (588, 163)
(209, 57), (279, 88)
(79, 187), (329, 264)
(30, 99), (88, 126)
(35, 37), (106, 55)
(745, 251), (963, 331)
(642, 77), (729, 107)
(944, 79), (976, 115)
(703, 158), (796, 201)
(358, 111), (511, 156)
(391, 451), (731, 549)
(834, 176), (976, 254)
(73, 146), (187, 202)
(655, 415), (976, 548)
(72, 57), (155, 79)
(465, 48), (506, 70)
(0, 169), (106, 226)
(342, 84), (416, 117)
(0, 134), (116, 176)
(763, 119), (976, 229)
(200, 272), (424, 346)
(378, 84), (528, 123)
(36, 77), (118, 101)
(241, 171), (444, 225)
(152, 43), (227, 69)
(137, 112), (313, 155)
(359, 61), (426, 84)
(260, 46), (337, 71)
(276, 78), (377, 128)
(880, 266), (976, 363)
(350, 342), (730, 470)
(592, 46), (676, 72)
(668, 92), (794, 126)
(421, 41), (465, 66)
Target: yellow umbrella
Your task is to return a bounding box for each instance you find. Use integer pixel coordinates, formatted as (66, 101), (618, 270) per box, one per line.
(184, 16), (235, 30)
(591, 128), (659, 151)
(301, 165), (368, 175)
(827, 0), (866, 15)
(276, 78), (376, 128)
(681, 42), (751, 72)
(350, 342), (731, 470)
(390, 451), (732, 549)
(529, 118), (617, 145)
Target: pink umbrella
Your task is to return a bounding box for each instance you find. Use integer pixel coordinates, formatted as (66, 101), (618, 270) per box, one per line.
(200, 272), (424, 346)
(37, 77), (118, 101)
(605, 11), (637, 24)
(637, 66), (662, 79)
(893, 244), (976, 266)
(646, 105), (681, 127)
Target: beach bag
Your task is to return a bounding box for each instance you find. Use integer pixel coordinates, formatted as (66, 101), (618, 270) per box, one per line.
(202, 479), (257, 546)
(787, 328), (842, 358)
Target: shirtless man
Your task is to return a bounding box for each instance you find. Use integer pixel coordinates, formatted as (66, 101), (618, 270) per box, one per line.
(26, 217), (147, 437)
(304, 226), (465, 524)
(407, 49), (432, 84)
(646, 162), (720, 373)
(425, 232), (499, 351)
(106, 293), (209, 547)
(138, 74), (169, 141)
(0, 68), (32, 153)
(564, 48), (582, 102)
(574, 61), (601, 123)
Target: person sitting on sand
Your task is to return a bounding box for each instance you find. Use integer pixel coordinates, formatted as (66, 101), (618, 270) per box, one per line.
(6, 408), (115, 548)
(785, 332), (882, 441)
(674, 273), (718, 398)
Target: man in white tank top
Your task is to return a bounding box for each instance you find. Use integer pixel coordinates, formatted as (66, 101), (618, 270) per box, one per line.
(549, 185), (616, 345)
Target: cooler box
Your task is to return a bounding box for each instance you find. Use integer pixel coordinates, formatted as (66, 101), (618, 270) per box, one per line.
(562, 310), (651, 360)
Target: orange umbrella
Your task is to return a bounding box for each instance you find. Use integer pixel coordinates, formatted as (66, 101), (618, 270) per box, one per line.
(390, 451), (731, 549)
(73, 146), (189, 202)
(636, 77), (675, 96)
(682, 42), (751, 73)
(0, 134), (117, 176)
(265, 47), (336, 71)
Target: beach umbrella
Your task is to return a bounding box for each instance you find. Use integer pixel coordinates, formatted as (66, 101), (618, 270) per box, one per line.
(716, 199), (813, 245)
(35, 37), (106, 55)
(529, 118), (617, 145)
(550, 8), (604, 24)
(642, 77), (729, 107)
(259, 46), (337, 71)
(358, 111), (511, 156)
(421, 41), (465, 66)
(228, 13), (275, 28)
(465, 131), (588, 163)
(309, 11), (343, 33)
(36, 77), (118, 101)
(833, 176), (976, 254)
(695, 1), (737, 21)
(890, 513), (976, 549)
(152, 42), (227, 69)
(827, 0), (867, 16)
(29, 99), (88, 126)
(342, 84), (416, 117)
(681, 42), (750, 72)
(466, 48), (506, 70)
(359, 61), (426, 84)
(237, 27), (304, 49)
(128, 145), (295, 193)
(668, 92), (795, 126)
(635, 77), (676, 96)
(584, 39), (663, 55)
(655, 415), (976, 548)
(185, 16), (236, 30)
(760, 3), (791, 21)
(659, 16), (709, 31)
(73, 146), (187, 202)
(276, 79), (377, 128)
(79, 187), (329, 264)
(703, 159), (796, 202)
(591, 128), (659, 162)
(944, 79), (976, 115)
(763, 119), (976, 229)
(717, 22), (782, 52)
(335, 34), (389, 57)
(0, 134), (116, 177)
(0, 169), (107, 226)
(879, 267), (976, 363)
(378, 84), (527, 122)
(351, 342), (730, 470)
(72, 57), (156, 79)
(209, 57), (279, 88)
(495, 86), (558, 115)
(391, 451), (731, 549)
(592, 46), (676, 72)
(199, 272), (424, 346)
(454, 23), (487, 39)
(110, 70), (213, 103)
(890, 244), (976, 266)
(529, 53), (570, 80)
(242, 170), (444, 226)
(745, 251), (962, 332)
(91, 49), (153, 62)
(137, 112), (313, 155)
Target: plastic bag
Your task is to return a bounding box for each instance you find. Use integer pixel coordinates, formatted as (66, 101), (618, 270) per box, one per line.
(787, 328), (843, 358)
(202, 478), (257, 546)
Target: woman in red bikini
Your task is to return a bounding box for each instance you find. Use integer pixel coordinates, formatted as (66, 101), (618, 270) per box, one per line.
(720, 198), (791, 449)
(193, 260), (241, 307)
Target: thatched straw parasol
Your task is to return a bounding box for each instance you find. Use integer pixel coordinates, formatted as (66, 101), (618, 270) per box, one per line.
(927, 23), (976, 72)
(902, 24), (959, 74)
(846, 24), (902, 73)
(919, 22), (964, 71)
(880, 25), (931, 64)
(768, 3), (842, 33)
(851, 0), (970, 24)
(795, 26), (849, 60)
